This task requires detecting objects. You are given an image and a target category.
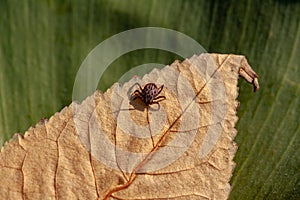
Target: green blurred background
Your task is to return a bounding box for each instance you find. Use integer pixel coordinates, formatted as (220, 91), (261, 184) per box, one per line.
(0, 0), (299, 199)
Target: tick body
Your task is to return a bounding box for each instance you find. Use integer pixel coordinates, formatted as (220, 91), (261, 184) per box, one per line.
(132, 83), (166, 106)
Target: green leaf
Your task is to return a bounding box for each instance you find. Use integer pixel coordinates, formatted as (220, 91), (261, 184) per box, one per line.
(0, 0), (299, 199)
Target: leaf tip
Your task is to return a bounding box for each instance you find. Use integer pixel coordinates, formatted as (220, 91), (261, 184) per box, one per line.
(239, 57), (260, 92)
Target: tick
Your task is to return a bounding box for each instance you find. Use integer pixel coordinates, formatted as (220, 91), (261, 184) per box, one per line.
(132, 83), (166, 106)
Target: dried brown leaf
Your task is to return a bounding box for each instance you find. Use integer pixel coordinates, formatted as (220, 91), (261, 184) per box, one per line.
(0, 54), (259, 200)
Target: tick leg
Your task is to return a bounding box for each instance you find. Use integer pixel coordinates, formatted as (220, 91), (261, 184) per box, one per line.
(149, 101), (161, 111)
(131, 83), (144, 99)
(133, 89), (143, 97)
(131, 82), (143, 91)
(157, 84), (164, 95)
(153, 95), (166, 103)
(146, 107), (155, 147)
(132, 91), (143, 101)
(133, 89), (143, 95)
(196, 100), (213, 104)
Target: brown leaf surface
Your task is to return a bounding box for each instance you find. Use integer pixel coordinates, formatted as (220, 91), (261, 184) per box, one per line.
(0, 54), (259, 200)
